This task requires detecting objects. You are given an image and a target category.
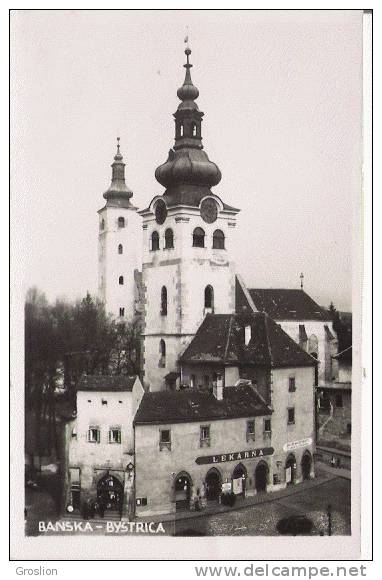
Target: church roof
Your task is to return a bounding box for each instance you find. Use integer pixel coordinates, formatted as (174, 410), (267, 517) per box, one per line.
(134, 385), (271, 425)
(77, 375), (137, 392)
(238, 285), (332, 321)
(180, 313), (317, 368)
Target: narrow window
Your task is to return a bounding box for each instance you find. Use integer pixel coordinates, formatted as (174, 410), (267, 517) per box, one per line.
(245, 325), (251, 346)
(190, 374), (196, 388)
(246, 420), (255, 441)
(191, 122), (197, 137)
(180, 124), (184, 137)
(193, 227), (205, 248)
(100, 218), (105, 231)
(204, 285), (214, 310)
(119, 276), (124, 285)
(159, 339), (166, 367)
(164, 228), (174, 249)
(287, 407), (295, 425)
(200, 425), (210, 447)
(161, 286), (168, 316)
(108, 427), (121, 444)
(118, 217), (125, 228)
(88, 427), (100, 443)
(335, 393), (343, 408)
(159, 429), (171, 451)
(118, 244), (123, 254)
(264, 419), (271, 437)
(119, 307), (125, 317)
(212, 229), (225, 249)
(151, 231), (160, 251)
(288, 377), (296, 392)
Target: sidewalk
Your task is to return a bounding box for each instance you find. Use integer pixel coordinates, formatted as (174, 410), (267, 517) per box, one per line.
(138, 468), (340, 524)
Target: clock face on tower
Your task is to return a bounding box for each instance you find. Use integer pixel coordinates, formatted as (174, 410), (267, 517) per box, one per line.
(200, 198), (218, 224)
(155, 200), (167, 225)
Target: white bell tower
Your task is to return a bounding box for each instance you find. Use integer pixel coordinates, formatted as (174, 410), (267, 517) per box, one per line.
(98, 139), (141, 320)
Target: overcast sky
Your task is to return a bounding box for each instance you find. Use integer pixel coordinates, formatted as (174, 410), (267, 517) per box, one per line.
(11, 10), (362, 311)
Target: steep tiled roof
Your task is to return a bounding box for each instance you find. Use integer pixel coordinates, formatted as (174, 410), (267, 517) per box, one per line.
(134, 385), (271, 425)
(77, 375), (137, 392)
(180, 313), (316, 368)
(245, 288), (332, 321)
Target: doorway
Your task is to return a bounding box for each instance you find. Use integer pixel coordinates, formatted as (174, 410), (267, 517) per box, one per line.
(285, 455), (296, 486)
(301, 452), (312, 481)
(97, 474), (123, 512)
(232, 463), (247, 497)
(175, 473), (192, 510)
(205, 469), (222, 501)
(255, 462), (268, 493)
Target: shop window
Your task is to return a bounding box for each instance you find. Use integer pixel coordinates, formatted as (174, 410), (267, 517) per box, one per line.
(193, 227), (205, 248)
(108, 427), (121, 444)
(119, 307), (125, 317)
(118, 244), (123, 254)
(88, 427), (100, 443)
(246, 419), (255, 442)
(263, 419), (271, 439)
(161, 286), (167, 316)
(118, 217), (125, 228)
(119, 276), (124, 285)
(151, 231), (160, 251)
(159, 429), (171, 451)
(164, 228), (174, 249)
(200, 425), (210, 447)
(159, 339), (166, 368)
(287, 407), (295, 425)
(204, 285), (214, 310)
(289, 377), (296, 392)
(212, 229), (225, 249)
(335, 393), (343, 408)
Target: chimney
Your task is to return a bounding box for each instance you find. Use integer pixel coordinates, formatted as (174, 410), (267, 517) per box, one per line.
(213, 373), (224, 400)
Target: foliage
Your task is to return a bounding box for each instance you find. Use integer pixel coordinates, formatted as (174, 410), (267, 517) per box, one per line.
(25, 287), (142, 459)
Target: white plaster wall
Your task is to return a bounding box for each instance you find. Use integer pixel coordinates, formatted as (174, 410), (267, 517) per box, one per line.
(98, 206), (142, 320)
(277, 320), (337, 385)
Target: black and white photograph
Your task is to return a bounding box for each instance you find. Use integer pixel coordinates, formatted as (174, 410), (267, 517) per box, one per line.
(10, 8), (370, 561)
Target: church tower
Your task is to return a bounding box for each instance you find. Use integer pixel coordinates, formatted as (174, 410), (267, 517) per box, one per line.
(140, 47), (240, 391)
(98, 139), (141, 320)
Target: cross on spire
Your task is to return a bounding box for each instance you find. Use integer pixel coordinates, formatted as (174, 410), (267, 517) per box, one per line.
(117, 136), (120, 154)
(300, 272), (304, 290)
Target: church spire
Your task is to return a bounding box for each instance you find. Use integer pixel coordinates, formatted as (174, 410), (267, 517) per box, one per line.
(103, 138), (134, 206)
(155, 46), (221, 193)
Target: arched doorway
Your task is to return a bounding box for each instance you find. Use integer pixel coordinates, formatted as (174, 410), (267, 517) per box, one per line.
(174, 472), (192, 510)
(97, 474), (123, 512)
(285, 454), (296, 486)
(301, 452), (312, 481)
(255, 461), (269, 493)
(232, 463), (247, 497)
(205, 469), (222, 501)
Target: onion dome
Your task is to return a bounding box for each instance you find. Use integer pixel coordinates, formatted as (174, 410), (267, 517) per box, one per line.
(155, 47), (222, 192)
(103, 138), (134, 206)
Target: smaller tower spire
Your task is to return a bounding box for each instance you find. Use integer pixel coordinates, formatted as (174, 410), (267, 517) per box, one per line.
(103, 138), (134, 206)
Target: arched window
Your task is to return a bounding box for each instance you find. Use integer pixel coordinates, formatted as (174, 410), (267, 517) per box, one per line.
(161, 286), (167, 316)
(180, 124), (184, 137)
(118, 217), (125, 228)
(151, 231), (160, 251)
(100, 218), (105, 231)
(204, 285), (214, 311)
(118, 244), (123, 254)
(159, 339), (166, 367)
(164, 228), (174, 249)
(212, 229), (225, 249)
(119, 276), (124, 285)
(308, 334), (318, 353)
(191, 122), (197, 137)
(193, 227), (205, 248)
